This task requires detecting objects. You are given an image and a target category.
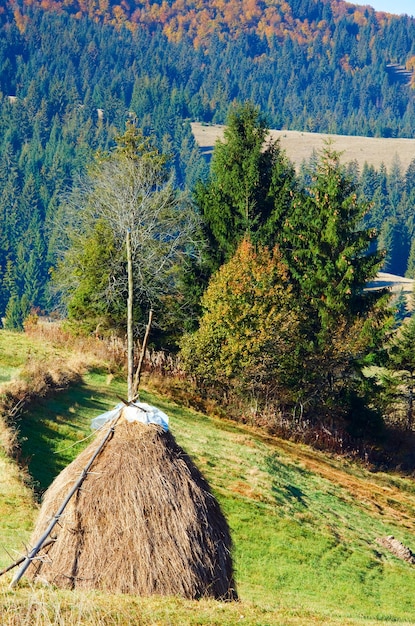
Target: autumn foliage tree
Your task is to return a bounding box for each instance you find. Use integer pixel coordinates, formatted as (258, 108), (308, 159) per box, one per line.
(184, 143), (390, 437)
(180, 238), (302, 415)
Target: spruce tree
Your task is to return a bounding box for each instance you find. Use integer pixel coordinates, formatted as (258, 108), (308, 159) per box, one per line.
(195, 102), (296, 273)
(388, 316), (415, 430)
(4, 294), (24, 330)
(285, 144), (386, 337)
(406, 238), (415, 278)
(282, 144), (390, 429)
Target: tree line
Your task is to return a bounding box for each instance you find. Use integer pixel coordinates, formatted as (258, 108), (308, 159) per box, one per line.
(1, 2), (415, 455)
(45, 104), (415, 463)
(1, 1), (415, 327)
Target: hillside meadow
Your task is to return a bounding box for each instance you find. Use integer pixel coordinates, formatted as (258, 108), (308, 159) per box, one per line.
(191, 122), (415, 172)
(2, 330), (415, 623)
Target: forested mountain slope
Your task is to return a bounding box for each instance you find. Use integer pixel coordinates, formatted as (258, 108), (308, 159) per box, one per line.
(6, 0), (415, 136)
(2, 0), (415, 320)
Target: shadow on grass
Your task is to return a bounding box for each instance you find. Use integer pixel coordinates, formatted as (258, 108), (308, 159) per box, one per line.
(265, 453), (309, 509)
(17, 380), (116, 498)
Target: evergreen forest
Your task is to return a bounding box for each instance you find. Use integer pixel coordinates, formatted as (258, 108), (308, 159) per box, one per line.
(1, 0), (415, 459)
(2, 0), (415, 322)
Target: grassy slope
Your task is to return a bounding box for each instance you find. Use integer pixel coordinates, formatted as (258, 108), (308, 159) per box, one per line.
(191, 122), (415, 173)
(0, 450), (36, 569)
(2, 333), (415, 623)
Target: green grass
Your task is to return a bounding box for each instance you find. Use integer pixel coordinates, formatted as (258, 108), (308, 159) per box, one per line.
(148, 390), (415, 623)
(3, 339), (415, 623)
(17, 371), (124, 494)
(0, 449), (36, 571)
(0, 329), (61, 368)
(0, 331), (37, 385)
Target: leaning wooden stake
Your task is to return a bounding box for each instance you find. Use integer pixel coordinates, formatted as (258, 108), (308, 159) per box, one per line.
(132, 308), (153, 401)
(10, 410), (123, 588)
(0, 539), (56, 578)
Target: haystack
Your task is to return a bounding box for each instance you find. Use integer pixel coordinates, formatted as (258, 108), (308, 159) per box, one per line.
(25, 415), (237, 599)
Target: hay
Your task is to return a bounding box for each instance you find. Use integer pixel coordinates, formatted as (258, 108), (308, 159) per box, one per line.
(26, 417), (237, 599)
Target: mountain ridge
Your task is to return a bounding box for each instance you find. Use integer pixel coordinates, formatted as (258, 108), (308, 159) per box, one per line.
(9, 0), (413, 45)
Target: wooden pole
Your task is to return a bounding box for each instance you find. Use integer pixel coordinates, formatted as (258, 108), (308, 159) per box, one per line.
(10, 411), (123, 588)
(0, 539), (55, 578)
(132, 308), (153, 401)
(126, 229), (134, 402)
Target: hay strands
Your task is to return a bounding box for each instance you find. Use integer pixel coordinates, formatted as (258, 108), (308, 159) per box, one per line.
(9, 407), (125, 588)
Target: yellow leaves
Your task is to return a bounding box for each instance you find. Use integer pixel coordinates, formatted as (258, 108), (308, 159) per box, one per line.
(13, 7), (28, 33)
(406, 55), (415, 72)
(23, 0), (349, 49)
(243, 0), (261, 24)
(181, 237), (299, 386)
(112, 4), (127, 25)
(353, 9), (367, 27)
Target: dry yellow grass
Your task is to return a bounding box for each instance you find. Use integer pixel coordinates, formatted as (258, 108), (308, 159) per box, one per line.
(3, 583), (402, 626)
(367, 272), (414, 296)
(192, 122), (415, 172)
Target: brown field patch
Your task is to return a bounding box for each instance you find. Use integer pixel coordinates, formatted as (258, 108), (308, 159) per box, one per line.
(192, 122), (415, 172)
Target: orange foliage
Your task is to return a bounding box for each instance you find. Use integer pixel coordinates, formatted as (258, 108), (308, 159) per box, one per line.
(13, 0), (400, 48)
(243, 0), (262, 23)
(340, 54), (353, 73)
(13, 7), (28, 33)
(406, 55), (415, 71)
(353, 9), (367, 27)
(180, 238), (299, 389)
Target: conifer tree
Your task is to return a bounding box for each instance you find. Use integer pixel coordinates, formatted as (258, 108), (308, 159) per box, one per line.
(3, 295), (24, 331)
(388, 316), (415, 430)
(393, 289), (409, 327)
(284, 144), (386, 338)
(187, 102), (297, 325)
(281, 144), (390, 428)
(195, 102), (296, 272)
(406, 238), (415, 278)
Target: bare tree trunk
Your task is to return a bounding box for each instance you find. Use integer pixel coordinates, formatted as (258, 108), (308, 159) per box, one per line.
(132, 308), (153, 401)
(127, 230), (134, 401)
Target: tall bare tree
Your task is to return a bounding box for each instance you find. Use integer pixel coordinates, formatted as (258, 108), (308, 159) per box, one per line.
(55, 124), (200, 400)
